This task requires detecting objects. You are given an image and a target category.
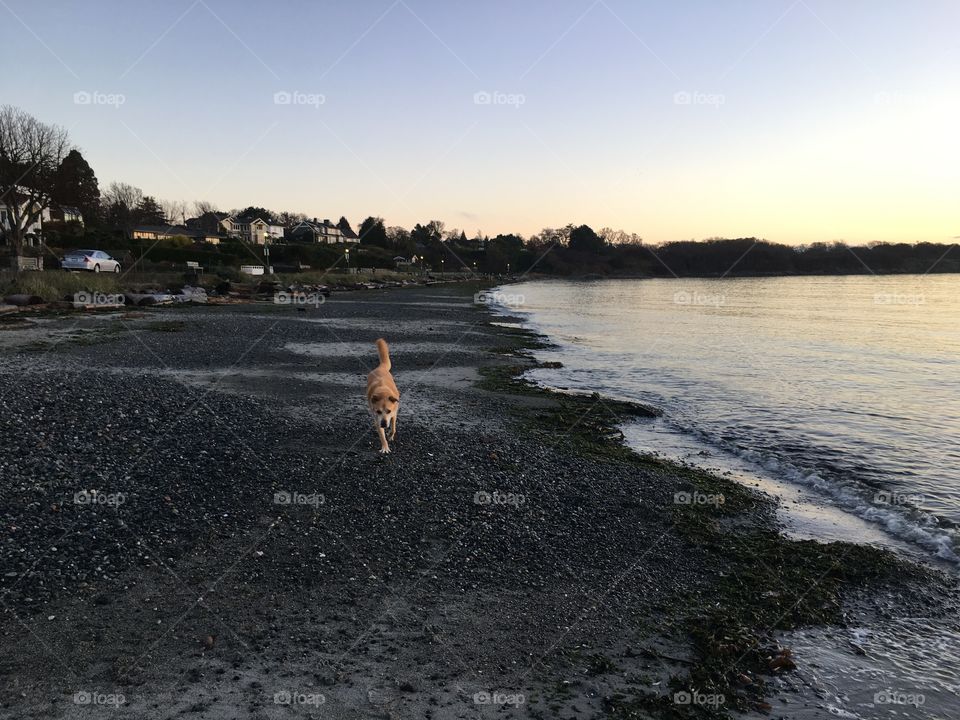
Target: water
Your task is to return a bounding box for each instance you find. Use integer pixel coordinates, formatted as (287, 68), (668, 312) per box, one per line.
(493, 275), (960, 719)
(495, 275), (960, 565)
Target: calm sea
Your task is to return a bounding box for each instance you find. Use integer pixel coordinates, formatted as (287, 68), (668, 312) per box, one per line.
(496, 275), (960, 565)
(494, 274), (960, 718)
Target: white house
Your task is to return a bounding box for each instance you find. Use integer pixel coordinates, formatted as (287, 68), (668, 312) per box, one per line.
(220, 215), (285, 245)
(0, 202), (50, 246)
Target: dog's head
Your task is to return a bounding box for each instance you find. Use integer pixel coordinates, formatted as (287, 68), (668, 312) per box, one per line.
(369, 393), (399, 429)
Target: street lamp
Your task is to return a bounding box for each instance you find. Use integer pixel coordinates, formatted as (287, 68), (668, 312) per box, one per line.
(345, 247), (350, 270)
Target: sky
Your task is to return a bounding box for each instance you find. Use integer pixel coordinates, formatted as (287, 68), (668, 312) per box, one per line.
(2, 0), (958, 245)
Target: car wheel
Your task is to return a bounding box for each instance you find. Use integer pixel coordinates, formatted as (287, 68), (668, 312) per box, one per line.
(114, 265), (121, 273)
(94, 264), (101, 273)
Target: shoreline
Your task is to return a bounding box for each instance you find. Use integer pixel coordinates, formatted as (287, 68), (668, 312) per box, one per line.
(0, 282), (953, 719)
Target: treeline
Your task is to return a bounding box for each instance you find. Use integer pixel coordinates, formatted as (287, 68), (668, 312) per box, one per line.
(4, 105), (957, 276)
(525, 235), (960, 277)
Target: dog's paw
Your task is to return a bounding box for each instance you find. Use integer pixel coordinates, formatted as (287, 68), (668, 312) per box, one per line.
(379, 447), (391, 454)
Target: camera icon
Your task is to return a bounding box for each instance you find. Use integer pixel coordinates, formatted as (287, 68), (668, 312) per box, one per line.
(73, 691), (92, 705)
(473, 691), (491, 704)
(274, 292), (291, 305)
(473, 91), (492, 105)
(673, 290), (691, 305)
(673, 491), (692, 505)
(273, 491), (291, 505)
(73, 91), (92, 105)
(273, 91), (292, 105)
(473, 491), (492, 505)
(673, 691), (692, 705)
(673, 91), (692, 105)
(273, 690), (292, 705)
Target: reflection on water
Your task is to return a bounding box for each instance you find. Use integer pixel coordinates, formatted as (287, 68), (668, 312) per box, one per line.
(496, 274), (960, 719)
(499, 275), (960, 564)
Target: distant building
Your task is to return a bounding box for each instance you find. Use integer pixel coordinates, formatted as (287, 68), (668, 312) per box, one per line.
(219, 215), (284, 245)
(288, 218), (355, 244)
(0, 201), (50, 247)
(48, 205), (84, 224)
(132, 225), (225, 245)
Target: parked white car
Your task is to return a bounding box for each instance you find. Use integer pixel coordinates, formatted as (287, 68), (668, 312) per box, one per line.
(62, 250), (121, 273)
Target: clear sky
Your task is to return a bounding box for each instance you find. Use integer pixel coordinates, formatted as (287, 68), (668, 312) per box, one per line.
(2, 0), (957, 244)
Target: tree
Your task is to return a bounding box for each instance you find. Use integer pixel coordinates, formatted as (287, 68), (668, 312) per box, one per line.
(336, 216), (354, 235)
(161, 199), (188, 226)
(278, 210), (305, 227)
(568, 224), (605, 254)
(52, 149), (100, 224)
(387, 226), (413, 255)
(101, 181), (143, 235)
(193, 200), (217, 217)
(0, 105), (71, 253)
(135, 196), (166, 226)
(358, 216), (388, 247)
(236, 206), (275, 223)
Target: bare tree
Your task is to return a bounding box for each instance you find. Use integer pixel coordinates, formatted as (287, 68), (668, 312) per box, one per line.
(161, 199), (188, 226)
(101, 182), (144, 235)
(0, 105), (71, 254)
(193, 200), (218, 217)
(102, 181), (143, 210)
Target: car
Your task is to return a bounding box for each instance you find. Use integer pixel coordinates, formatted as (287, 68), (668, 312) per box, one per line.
(62, 250), (121, 273)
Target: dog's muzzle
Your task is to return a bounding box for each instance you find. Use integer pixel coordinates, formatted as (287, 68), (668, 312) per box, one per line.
(380, 419), (389, 429)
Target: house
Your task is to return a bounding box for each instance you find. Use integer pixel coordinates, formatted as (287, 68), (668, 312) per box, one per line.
(0, 202), (50, 247)
(288, 218), (354, 244)
(48, 205), (84, 225)
(132, 225), (225, 245)
(219, 214), (285, 245)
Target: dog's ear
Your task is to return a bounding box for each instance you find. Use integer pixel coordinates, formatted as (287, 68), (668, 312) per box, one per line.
(370, 394), (381, 403)
(388, 395), (399, 403)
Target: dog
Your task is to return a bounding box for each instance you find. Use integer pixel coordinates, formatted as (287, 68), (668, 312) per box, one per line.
(366, 338), (400, 454)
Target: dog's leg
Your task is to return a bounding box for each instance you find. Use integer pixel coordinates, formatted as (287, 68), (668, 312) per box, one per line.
(388, 415), (397, 441)
(377, 425), (391, 454)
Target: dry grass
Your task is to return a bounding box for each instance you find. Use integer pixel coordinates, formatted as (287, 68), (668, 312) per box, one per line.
(0, 270), (121, 302)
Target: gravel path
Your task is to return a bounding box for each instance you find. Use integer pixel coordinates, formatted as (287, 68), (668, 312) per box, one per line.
(0, 284), (944, 720)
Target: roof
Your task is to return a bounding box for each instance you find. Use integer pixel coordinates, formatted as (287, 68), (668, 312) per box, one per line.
(133, 225), (223, 239)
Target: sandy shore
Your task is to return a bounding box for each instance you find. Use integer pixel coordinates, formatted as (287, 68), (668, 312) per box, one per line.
(0, 283), (952, 719)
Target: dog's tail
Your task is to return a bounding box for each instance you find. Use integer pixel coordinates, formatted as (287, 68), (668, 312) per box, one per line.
(375, 338), (391, 370)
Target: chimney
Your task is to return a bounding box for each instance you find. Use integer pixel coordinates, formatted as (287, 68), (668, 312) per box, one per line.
(313, 218), (318, 224)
